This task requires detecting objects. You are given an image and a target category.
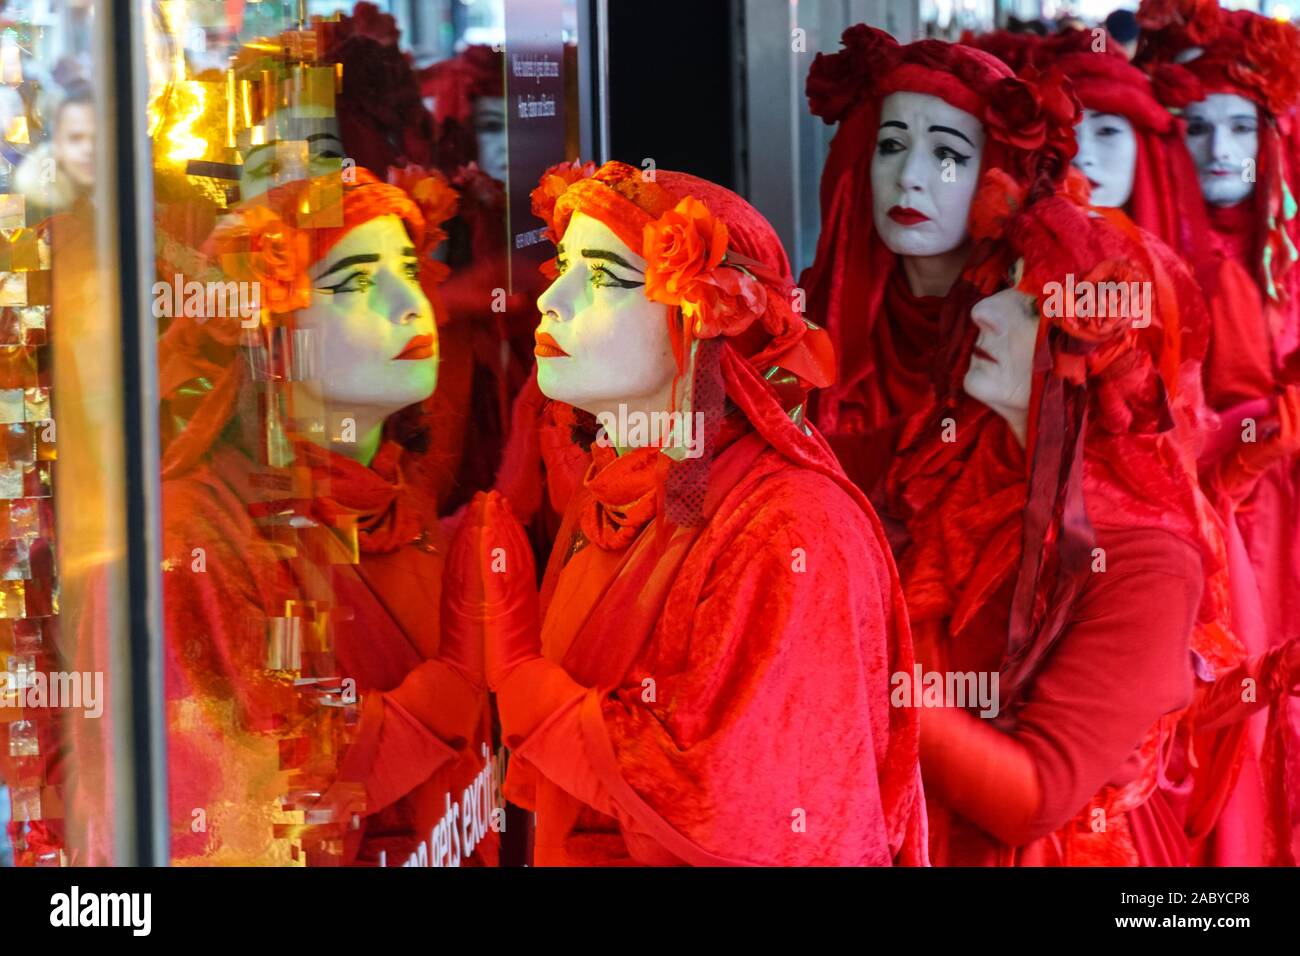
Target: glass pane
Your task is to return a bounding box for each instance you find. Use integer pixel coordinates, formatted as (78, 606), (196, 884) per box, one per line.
(149, 0), (581, 866)
(0, 0), (136, 866)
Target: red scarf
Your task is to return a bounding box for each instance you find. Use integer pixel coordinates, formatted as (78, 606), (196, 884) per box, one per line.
(248, 441), (428, 554)
(579, 444), (670, 550)
(874, 268), (948, 422)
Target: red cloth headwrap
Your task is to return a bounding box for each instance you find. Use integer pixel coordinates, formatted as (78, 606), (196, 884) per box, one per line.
(800, 26), (1081, 438)
(160, 167), (453, 478)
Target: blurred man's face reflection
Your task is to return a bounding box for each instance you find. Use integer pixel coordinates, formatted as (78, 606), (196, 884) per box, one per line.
(239, 107), (345, 199)
(54, 102), (95, 189)
(473, 96), (507, 182)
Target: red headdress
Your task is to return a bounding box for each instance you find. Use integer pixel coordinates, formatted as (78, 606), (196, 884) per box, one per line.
(159, 166), (458, 479)
(1137, 2), (1300, 310)
(322, 2), (436, 173)
(893, 179), (1228, 708)
(888, 182), (1243, 865)
(530, 159), (842, 525)
(531, 160), (925, 859)
(799, 26), (1081, 448)
(420, 45), (505, 176)
(959, 28), (1045, 74)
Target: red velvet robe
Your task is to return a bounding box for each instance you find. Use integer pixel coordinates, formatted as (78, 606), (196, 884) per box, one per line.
(160, 441), (496, 866)
(494, 417), (926, 866)
(1197, 203), (1300, 865)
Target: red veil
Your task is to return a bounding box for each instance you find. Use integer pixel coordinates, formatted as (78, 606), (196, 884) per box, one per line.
(485, 161), (928, 865)
(799, 26), (1077, 491)
(889, 179), (1243, 865)
(1138, 0), (1300, 864)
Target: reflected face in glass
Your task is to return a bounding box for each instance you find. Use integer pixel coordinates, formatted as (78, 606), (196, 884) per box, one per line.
(53, 102), (96, 189)
(871, 91), (985, 258)
(240, 108), (345, 200)
(474, 96), (508, 183)
(1072, 110), (1137, 208)
(963, 285), (1040, 423)
(1183, 93), (1258, 207)
(298, 214), (437, 414)
(534, 212), (676, 419)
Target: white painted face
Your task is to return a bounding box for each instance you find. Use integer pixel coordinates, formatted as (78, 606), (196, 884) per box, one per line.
(239, 106), (346, 200)
(1072, 109), (1138, 208)
(473, 96), (508, 182)
(871, 91), (985, 257)
(534, 211), (677, 421)
(1183, 93), (1259, 207)
(297, 214), (438, 415)
(963, 285), (1040, 426)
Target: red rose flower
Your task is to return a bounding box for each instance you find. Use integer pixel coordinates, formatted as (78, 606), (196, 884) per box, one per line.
(341, 2), (400, 46)
(642, 197), (728, 306)
(984, 77), (1047, 151)
(206, 205), (311, 320)
(530, 159), (597, 242)
(388, 164), (459, 249)
(679, 266), (766, 340)
(805, 24), (898, 124)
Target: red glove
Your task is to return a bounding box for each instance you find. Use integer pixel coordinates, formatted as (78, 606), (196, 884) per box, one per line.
(1194, 637), (1300, 733)
(442, 491), (541, 692)
(1216, 385), (1300, 501)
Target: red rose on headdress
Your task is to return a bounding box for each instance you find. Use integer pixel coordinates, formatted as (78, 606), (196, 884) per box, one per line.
(679, 266), (767, 339)
(388, 164), (459, 248)
(224, 206), (312, 316)
(643, 197), (728, 303)
(339, 1), (400, 46)
(531, 159), (597, 242)
(984, 77), (1047, 151)
(643, 197), (768, 340)
(1231, 15), (1300, 116)
(806, 24), (898, 124)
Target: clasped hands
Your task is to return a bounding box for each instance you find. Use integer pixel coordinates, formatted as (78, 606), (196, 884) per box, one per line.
(439, 491), (542, 691)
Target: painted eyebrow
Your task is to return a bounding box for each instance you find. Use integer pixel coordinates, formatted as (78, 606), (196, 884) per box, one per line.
(580, 248), (643, 272)
(245, 133), (345, 163)
(880, 120), (908, 131)
(314, 253), (380, 282)
(929, 125), (974, 146)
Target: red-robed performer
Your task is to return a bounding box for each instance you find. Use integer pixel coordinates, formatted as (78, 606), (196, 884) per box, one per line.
(154, 167), (497, 866)
(1138, 0), (1300, 863)
(446, 161), (927, 865)
(800, 28), (1063, 494)
(887, 160), (1300, 865)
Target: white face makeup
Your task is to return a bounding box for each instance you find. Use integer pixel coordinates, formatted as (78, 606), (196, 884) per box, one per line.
(1183, 93), (1259, 207)
(239, 107), (346, 200)
(297, 214), (438, 416)
(534, 212), (677, 425)
(963, 285), (1041, 439)
(474, 96), (508, 183)
(871, 91), (986, 258)
(1072, 109), (1138, 208)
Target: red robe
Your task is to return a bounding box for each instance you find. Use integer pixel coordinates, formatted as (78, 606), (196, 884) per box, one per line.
(895, 406), (1241, 865)
(1197, 202), (1300, 865)
(160, 440), (496, 866)
(494, 352), (927, 866)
